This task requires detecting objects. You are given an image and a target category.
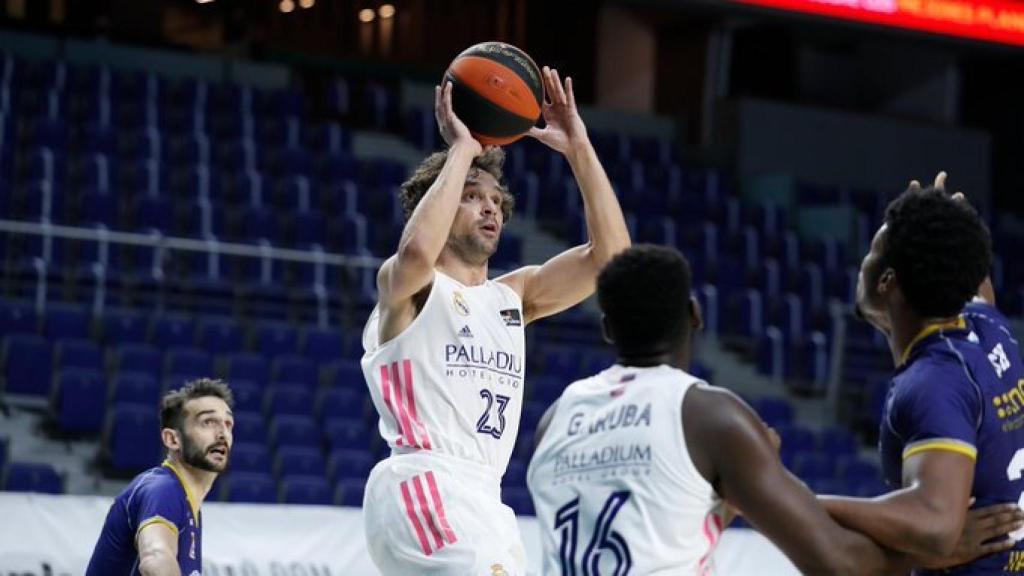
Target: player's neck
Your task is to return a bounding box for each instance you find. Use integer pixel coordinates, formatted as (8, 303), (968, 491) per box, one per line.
(170, 457), (217, 503)
(618, 344), (690, 371)
(889, 308), (959, 367)
(436, 251), (489, 286)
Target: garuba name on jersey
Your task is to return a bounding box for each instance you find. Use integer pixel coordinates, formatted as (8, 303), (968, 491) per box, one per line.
(529, 365), (726, 576)
(361, 270), (526, 476)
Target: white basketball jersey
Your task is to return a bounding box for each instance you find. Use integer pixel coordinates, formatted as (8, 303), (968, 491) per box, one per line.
(528, 364), (725, 576)
(361, 270), (526, 477)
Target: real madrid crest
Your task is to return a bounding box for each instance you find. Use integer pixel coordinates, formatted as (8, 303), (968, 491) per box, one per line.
(490, 564), (508, 576)
(453, 291), (470, 316)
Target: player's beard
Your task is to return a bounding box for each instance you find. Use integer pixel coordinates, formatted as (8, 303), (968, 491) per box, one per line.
(447, 228), (498, 266)
(180, 430), (229, 474)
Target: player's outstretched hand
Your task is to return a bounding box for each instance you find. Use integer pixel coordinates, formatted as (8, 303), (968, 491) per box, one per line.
(436, 81), (482, 156)
(920, 502), (1024, 569)
(527, 66), (588, 155)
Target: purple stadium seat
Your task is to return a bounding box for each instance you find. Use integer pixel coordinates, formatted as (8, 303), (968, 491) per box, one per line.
(51, 369), (106, 434)
(280, 475), (331, 505)
(274, 445), (326, 479)
(0, 300), (39, 337)
(219, 472), (276, 503)
(109, 372), (160, 405)
(101, 309), (149, 344)
(327, 360), (364, 390)
(334, 478), (366, 506)
(316, 387), (367, 422)
(2, 462), (63, 494)
(54, 338), (103, 372)
(3, 335), (53, 396)
(232, 411), (269, 446)
(114, 344), (161, 380)
(164, 347), (213, 379)
(327, 448), (374, 483)
(272, 355), (317, 387)
(196, 316), (243, 355)
(253, 322), (299, 356)
(229, 443), (272, 475)
(104, 403), (162, 474)
(227, 379), (262, 413)
(269, 414), (318, 448)
(323, 417), (369, 452)
(151, 314), (196, 349)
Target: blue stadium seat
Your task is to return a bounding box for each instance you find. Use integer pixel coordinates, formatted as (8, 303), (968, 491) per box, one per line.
(109, 372), (161, 405)
(51, 369), (106, 434)
(101, 308), (149, 344)
(104, 403), (162, 473)
(323, 417), (369, 451)
(776, 425), (816, 455)
(327, 448), (374, 483)
(54, 338), (103, 372)
(193, 316), (243, 355)
(229, 379), (263, 413)
(792, 452), (837, 482)
(220, 472), (276, 503)
(273, 355), (317, 387)
(751, 396), (794, 428)
(114, 344), (162, 380)
(2, 462), (63, 494)
(334, 478), (365, 507)
(232, 411), (269, 446)
(818, 427), (858, 456)
(265, 385), (315, 418)
(164, 347), (213, 379)
(44, 303), (92, 340)
(838, 457), (881, 484)
(302, 328), (345, 368)
(275, 445), (326, 479)
(316, 388), (367, 422)
(3, 335), (53, 397)
(151, 315), (196, 348)
(0, 437), (7, 472)
(269, 414), (319, 448)
(225, 353), (270, 388)
(292, 211), (328, 247)
(0, 300), (38, 337)
(253, 322), (299, 356)
(229, 443), (273, 475)
(280, 475), (331, 505)
(327, 360), (364, 390)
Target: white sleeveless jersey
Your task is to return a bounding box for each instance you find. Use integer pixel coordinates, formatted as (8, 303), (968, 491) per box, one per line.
(527, 364), (725, 576)
(361, 270), (526, 477)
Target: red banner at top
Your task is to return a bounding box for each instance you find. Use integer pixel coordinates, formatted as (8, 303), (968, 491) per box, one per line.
(733, 0), (1024, 46)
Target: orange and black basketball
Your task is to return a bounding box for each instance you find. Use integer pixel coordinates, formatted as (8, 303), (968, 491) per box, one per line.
(444, 42), (544, 146)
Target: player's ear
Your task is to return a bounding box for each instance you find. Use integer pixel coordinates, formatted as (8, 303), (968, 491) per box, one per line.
(161, 427), (180, 452)
(877, 268), (896, 295)
(600, 315), (615, 345)
(689, 296), (704, 333)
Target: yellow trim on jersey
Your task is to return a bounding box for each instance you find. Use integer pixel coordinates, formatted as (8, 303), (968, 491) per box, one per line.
(902, 439), (977, 461)
(898, 317), (967, 366)
(162, 459), (200, 527)
(136, 515), (179, 540)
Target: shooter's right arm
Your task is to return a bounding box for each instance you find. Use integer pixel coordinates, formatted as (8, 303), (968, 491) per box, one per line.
(378, 83), (480, 310)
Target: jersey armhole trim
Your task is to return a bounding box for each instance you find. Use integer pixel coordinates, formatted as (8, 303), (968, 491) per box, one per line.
(902, 438), (977, 461)
(135, 515), (179, 545)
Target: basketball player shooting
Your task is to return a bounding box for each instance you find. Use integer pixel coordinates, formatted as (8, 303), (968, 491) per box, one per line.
(359, 66), (630, 575)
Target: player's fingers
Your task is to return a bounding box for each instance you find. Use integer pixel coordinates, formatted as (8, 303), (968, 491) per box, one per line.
(979, 515), (1024, 540)
(934, 171), (947, 190)
(952, 191), (966, 202)
(551, 68), (567, 105)
(444, 82), (456, 117)
(542, 66), (554, 104)
(526, 126), (546, 141)
(908, 179), (921, 191)
(978, 538), (1018, 557)
(565, 76), (575, 106)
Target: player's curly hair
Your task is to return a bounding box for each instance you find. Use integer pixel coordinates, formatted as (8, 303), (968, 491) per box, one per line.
(399, 147), (515, 222)
(160, 378), (234, 432)
(880, 186), (992, 317)
(597, 244), (693, 356)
